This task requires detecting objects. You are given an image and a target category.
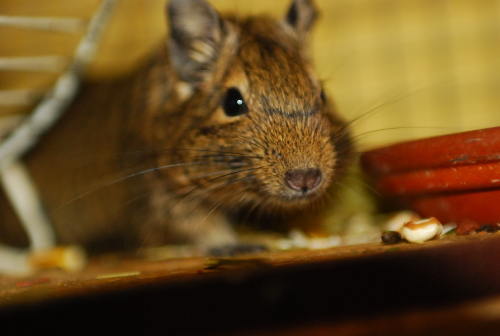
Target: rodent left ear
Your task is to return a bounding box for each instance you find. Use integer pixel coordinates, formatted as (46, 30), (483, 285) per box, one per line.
(167, 0), (225, 84)
(284, 0), (318, 39)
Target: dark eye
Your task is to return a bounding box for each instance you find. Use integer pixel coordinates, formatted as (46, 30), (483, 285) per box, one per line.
(223, 88), (248, 117)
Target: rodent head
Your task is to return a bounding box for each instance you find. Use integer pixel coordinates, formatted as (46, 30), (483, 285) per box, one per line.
(159, 0), (351, 212)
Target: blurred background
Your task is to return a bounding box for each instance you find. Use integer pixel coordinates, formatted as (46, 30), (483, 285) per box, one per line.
(0, 0), (499, 149)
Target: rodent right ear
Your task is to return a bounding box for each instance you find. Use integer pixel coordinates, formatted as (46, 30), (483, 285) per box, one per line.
(167, 0), (224, 85)
(284, 0), (318, 40)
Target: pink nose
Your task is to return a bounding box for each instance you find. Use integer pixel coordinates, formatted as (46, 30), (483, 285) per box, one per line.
(285, 169), (322, 192)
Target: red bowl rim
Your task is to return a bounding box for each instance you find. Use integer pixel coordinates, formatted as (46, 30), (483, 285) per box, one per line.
(361, 126), (500, 176)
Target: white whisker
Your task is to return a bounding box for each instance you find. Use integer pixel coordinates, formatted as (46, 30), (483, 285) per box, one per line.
(55, 161), (210, 210)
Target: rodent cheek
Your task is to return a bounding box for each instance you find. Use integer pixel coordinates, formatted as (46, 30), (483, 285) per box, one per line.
(253, 160), (289, 196)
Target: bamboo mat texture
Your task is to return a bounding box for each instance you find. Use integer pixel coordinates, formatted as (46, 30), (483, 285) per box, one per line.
(0, 0), (499, 148)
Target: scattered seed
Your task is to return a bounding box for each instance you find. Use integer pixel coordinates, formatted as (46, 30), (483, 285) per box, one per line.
(401, 217), (443, 244)
(381, 231), (402, 244)
(442, 223), (458, 235)
(476, 225), (499, 234)
(445, 229), (457, 235)
(384, 211), (420, 232)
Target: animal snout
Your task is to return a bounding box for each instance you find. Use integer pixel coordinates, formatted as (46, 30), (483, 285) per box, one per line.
(284, 169), (322, 193)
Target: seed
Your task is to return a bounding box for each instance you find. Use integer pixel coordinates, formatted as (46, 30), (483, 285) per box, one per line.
(381, 231), (402, 244)
(401, 217), (443, 244)
(28, 245), (87, 272)
(384, 211), (420, 232)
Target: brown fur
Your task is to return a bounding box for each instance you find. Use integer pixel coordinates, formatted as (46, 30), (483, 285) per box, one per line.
(0, 0), (352, 252)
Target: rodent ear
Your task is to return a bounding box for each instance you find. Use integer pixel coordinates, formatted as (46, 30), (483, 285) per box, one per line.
(167, 0), (224, 84)
(284, 0), (318, 39)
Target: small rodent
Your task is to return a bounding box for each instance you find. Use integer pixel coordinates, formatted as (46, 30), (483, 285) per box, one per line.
(0, 0), (352, 253)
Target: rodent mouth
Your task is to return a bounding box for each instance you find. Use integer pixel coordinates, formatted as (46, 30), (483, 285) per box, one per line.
(254, 168), (327, 208)
(272, 188), (325, 208)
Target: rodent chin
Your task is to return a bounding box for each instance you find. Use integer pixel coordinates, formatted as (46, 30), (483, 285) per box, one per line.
(268, 189), (326, 210)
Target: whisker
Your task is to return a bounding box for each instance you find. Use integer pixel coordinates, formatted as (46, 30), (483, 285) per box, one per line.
(352, 151), (403, 161)
(350, 126), (453, 143)
(195, 185), (251, 229)
(242, 192), (271, 224)
(54, 161), (211, 210)
(178, 176), (248, 202)
(56, 147), (256, 162)
(116, 165), (255, 213)
(169, 165), (270, 212)
(180, 175), (256, 228)
(342, 126), (461, 158)
(239, 193), (249, 203)
(323, 190), (334, 202)
(183, 166), (251, 184)
(325, 90), (424, 152)
(187, 165), (268, 211)
(329, 185), (348, 206)
(330, 81), (458, 152)
(196, 199), (225, 229)
(333, 180), (360, 198)
(191, 154), (262, 160)
(343, 174), (380, 196)
(234, 134), (267, 152)
(254, 194), (275, 224)
(119, 190), (151, 208)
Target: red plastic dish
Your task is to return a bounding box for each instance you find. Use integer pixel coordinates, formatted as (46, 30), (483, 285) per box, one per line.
(361, 126), (500, 232)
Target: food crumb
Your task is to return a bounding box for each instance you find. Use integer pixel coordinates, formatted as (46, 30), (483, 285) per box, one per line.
(476, 224), (499, 234)
(15, 278), (51, 288)
(95, 271), (141, 279)
(457, 220), (481, 235)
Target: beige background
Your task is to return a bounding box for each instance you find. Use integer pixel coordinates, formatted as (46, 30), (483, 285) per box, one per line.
(1, 0), (499, 149)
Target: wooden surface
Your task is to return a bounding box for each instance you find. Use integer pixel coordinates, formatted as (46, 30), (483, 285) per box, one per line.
(1, 233), (500, 334)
